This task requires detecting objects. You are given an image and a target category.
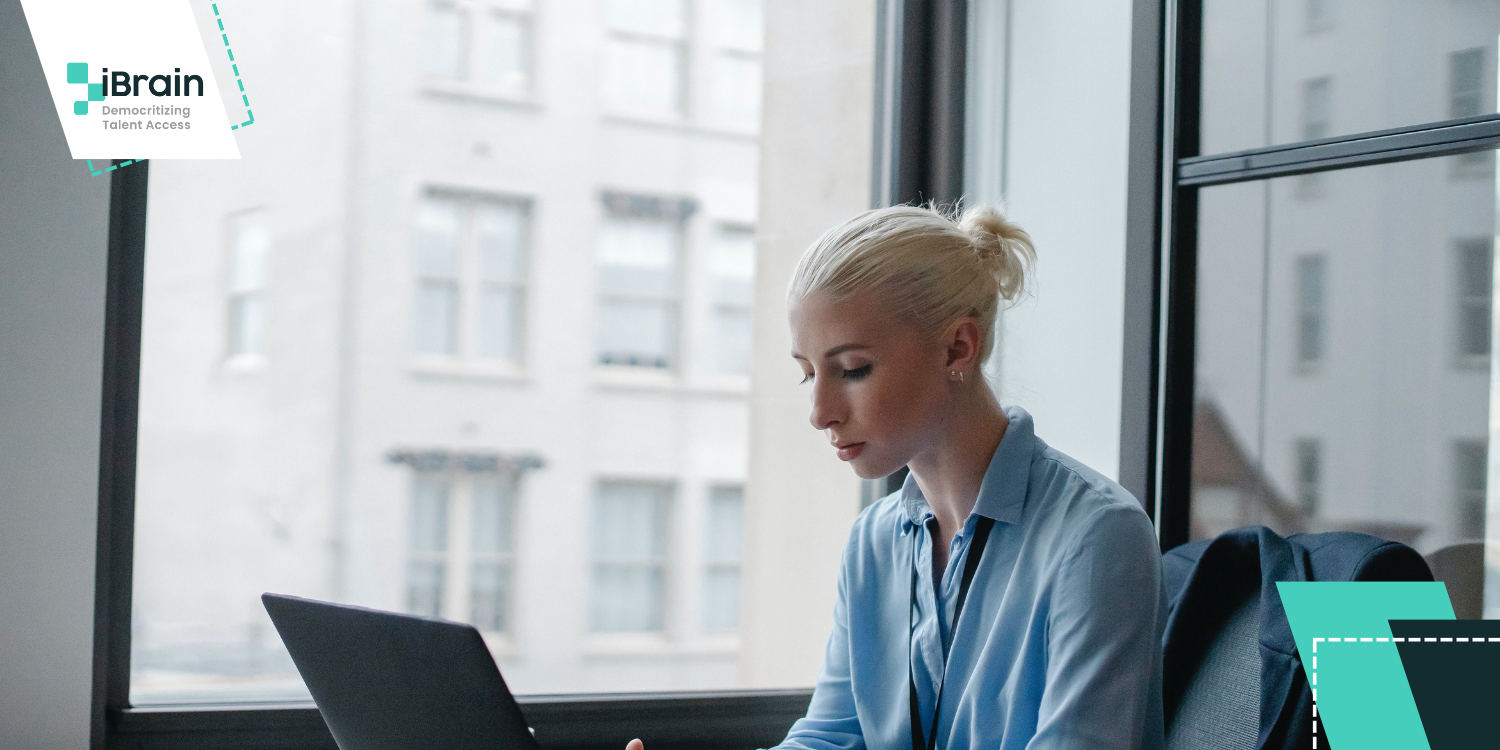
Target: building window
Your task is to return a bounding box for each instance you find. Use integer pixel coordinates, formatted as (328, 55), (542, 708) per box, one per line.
(404, 472), (519, 632)
(422, 1), (534, 97)
(1294, 439), (1321, 517)
(1451, 48), (1486, 119)
(412, 193), (529, 365)
(702, 484), (744, 633)
(596, 193), (694, 369)
(709, 225), (755, 375)
(226, 215), (270, 359)
(602, 0), (688, 117)
(710, 0), (763, 126)
(1457, 238), (1493, 365)
(1303, 77), (1332, 141)
(1306, 0), (1335, 31)
(1454, 441), (1488, 541)
(1295, 254), (1326, 367)
(591, 481), (670, 633)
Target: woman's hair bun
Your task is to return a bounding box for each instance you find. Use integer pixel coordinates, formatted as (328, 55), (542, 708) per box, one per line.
(958, 205), (1035, 302)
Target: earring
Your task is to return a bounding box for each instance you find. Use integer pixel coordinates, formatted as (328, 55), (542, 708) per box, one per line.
(950, 370), (964, 382)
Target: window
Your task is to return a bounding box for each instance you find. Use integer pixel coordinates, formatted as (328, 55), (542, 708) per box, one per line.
(1303, 77), (1332, 141)
(709, 0), (763, 127)
(591, 481), (670, 633)
(1457, 237), (1493, 364)
(702, 485), (744, 633)
(1454, 441), (1488, 541)
(1294, 439), (1321, 517)
(709, 225), (755, 375)
(422, 0), (535, 97)
(422, 3), (466, 80)
(1296, 255), (1326, 367)
(602, 0), (688, 117)
(226, 215), (270, 359)
(596, 196), (689, 369)
(413, 193), (529, 365)
(1451, 48), (1486, 119)
(1307, 0), (1336, 31)
(402, 467), (520, 632)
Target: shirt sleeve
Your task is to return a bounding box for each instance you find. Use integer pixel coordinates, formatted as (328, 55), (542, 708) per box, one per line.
(771, 541), (866, 750)
(1029, 504), (1165, 750)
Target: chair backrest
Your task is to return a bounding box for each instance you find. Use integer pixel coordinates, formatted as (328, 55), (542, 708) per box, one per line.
(1166, 590), (1261, 750)
(1423, 542), (1483, 620)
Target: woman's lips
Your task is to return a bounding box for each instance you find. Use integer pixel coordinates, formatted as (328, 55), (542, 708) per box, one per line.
(835, 442), (865, 461)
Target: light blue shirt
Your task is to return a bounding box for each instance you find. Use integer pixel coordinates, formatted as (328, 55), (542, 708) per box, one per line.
(775, 406), (1166, 750)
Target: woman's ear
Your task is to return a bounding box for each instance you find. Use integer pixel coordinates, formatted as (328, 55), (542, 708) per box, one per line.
(944, 318), (983, 372)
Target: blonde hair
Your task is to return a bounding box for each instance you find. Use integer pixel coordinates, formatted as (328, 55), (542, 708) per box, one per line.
(787, 204), (1035, 365)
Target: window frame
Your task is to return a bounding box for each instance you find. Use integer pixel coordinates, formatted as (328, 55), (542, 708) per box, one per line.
(94, 0), (1500, 745)
(1132, 0), (1500, 550)
(92, 2), (951, 745)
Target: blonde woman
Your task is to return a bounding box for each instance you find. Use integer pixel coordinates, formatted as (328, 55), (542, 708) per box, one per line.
(633, 205), (1165, 750)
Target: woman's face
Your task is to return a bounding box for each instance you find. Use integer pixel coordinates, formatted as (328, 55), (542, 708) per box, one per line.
(789, 290), (952, 479)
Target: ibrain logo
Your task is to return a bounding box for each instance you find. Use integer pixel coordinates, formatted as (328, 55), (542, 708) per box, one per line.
(67, 62), (103, 114)
(66, 62), (205, 115)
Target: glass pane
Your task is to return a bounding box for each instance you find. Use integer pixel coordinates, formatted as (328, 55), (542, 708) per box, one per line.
(713, 308), (752, 375)
(471, 478), (513, 555)
(470, 562), (510, 632)
(414, 281), (459, 355)
(603, 38), (683, 115)
(131, 0), (871, 702)
(596, 299), (673, 367)
(702, 567), (741, 633)
(480, 12), (530, 93)
(478, 203), (525, 284)
(415, 197), (462, 277)
(592, 483), (667, 560)
(590, 565), (665, 632)
(227, 294), (265, 357)
(1190, 157), (1497, 606)
(605, 0), (687, 37)
(714, 54), (762, 124)
(1200, 0), (1500, 154)
(478, 288), (520, 361)
(422, 4), (465, 80)
(710, 226), (755, 305)
(409, 477), (450, 554)
(705, 486), (743, 562)
(229, 221), (270, 292)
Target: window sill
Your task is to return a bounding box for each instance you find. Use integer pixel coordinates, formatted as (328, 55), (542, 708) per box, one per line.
(602, 112), (758, 142)
(421, 80), (539, 110)
(109, 689), (814, 750)
(411, 358), (528, 384)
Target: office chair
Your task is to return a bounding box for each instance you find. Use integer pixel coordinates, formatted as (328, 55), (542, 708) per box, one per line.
(1424, 542), (1483, 620)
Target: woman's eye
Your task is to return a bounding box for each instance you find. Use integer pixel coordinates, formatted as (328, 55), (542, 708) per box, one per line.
(843, 364), (872, 380)
(799, 372), (814, 385)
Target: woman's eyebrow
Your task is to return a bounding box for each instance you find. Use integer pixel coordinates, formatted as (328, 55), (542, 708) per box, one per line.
(823, 343), (869, 358)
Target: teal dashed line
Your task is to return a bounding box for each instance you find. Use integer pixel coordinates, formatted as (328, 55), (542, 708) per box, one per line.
(213, 3), (254, 129)
(84, 159), (144, 177)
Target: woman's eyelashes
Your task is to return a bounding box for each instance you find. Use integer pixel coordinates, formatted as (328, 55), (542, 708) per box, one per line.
(798, 364), (872, 384)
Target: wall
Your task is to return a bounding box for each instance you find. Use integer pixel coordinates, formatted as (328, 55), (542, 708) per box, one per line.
(0, 0), (111, 746)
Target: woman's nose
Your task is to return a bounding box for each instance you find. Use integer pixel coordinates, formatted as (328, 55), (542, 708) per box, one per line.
(808, 382), (842, 431)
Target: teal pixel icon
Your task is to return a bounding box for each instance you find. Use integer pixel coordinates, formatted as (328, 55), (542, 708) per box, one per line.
(67, 62), (104, 115)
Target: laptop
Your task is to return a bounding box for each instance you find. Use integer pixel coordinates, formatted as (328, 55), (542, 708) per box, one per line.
(262, 592), (539, 750)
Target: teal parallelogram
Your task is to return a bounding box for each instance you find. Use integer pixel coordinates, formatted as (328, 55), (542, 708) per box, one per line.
(1278, 582), (1454, 750)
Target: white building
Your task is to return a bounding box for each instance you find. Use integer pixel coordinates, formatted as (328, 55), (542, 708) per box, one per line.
(132, 0), (766, 701)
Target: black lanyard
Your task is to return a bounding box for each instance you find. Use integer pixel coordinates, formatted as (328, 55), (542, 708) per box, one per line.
(908, 514), (996, 750)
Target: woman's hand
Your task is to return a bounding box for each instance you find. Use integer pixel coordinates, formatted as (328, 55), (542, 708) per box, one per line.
(625, 739), (644, 750)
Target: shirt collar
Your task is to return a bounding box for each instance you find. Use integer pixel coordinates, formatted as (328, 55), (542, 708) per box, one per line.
(900, 405), (1036, 529)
